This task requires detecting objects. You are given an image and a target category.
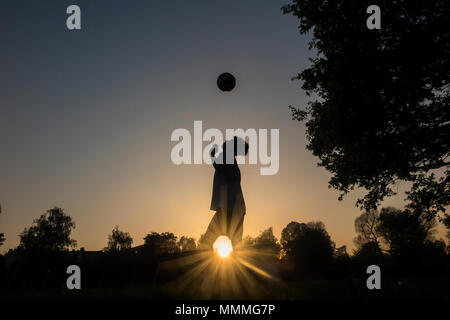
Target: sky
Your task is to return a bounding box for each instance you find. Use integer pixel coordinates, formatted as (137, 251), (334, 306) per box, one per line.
(0, 0), (438, 253)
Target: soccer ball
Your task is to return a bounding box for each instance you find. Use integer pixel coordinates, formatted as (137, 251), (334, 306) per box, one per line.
(217, 73), (236, 93)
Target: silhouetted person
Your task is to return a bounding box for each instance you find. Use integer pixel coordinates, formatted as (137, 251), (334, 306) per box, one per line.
(203, 137), (249, 248)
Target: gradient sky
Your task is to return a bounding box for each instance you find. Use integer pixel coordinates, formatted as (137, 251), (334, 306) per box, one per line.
(1, 0), (439, 253)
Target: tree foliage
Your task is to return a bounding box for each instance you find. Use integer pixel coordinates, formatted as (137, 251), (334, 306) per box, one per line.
(443, 214), (450, 241)
(178, 236), (197, 252)
(377, 207), (439, 256)
(283, 0), (450, 213)
(105, 226), (133, 252)
(254, 227), (281, 254)
(354, 209), (382, 247)
(197, 233), (209, 250)
(18, 207), (77, 251)
(354, 206), (445, 257)
(143, 232), (180, 254)
(241, 235), (256, 247)
(353, 241), (383, 261)
(281, 221), (335, 274)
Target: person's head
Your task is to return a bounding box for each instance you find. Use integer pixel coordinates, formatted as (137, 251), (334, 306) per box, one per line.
(222, 137), (249, 157)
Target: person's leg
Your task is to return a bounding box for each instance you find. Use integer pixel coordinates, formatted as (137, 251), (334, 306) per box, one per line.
(226, 207), (233, 237)
(230, 213), (244, 248)
(201, 212), (219, 249)
(202, 210), (227, 249)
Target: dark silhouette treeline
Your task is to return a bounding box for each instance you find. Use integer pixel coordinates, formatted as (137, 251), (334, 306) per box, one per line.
(0, 206), (449, 299)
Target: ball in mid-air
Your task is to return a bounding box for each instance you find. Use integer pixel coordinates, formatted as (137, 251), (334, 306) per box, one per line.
(217, 72), (236, 93)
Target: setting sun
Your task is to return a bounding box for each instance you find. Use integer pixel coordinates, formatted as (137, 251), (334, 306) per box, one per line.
(213, 236), (233, 258)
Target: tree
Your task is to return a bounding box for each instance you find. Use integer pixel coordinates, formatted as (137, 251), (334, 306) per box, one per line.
(353, 241), (384, 265)
(354, 210), (382, 248)
(280, 221), (304, 252)
(143, 232), (180, 254)
(283, 0), (450, 214)
(443, 214), (450, 241)
(353, 209), (385, 262)
(354, 206), (448, 261)
(376, 207), (439, 256)
(18, 207), (77, 251)
(281, 221), (335, 274)
(254, 227), (281, 254)
(335, 245), (349, 259)
(178, 236), (196, 252)
(197, 233), (209, 250)
(105, 226), (133, 252)
(332, 245), (352, 278)
(241, 235), (256, 247)
(0, 204), (5, 247)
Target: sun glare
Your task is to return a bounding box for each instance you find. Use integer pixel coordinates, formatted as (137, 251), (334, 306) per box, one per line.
(213, 236), (233, 258)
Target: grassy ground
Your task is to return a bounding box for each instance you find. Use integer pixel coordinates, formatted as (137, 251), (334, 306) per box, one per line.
(1, 276), (449, 300)
(1, 249), (449, 300)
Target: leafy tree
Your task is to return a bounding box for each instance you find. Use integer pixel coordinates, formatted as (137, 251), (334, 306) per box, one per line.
(281, 221), (335, 274)
(376, 207), (439, 256)
(18, 207), (77, 251)
(283, 0), (450, 213)
(143, 232), (180, 254)
(353, 241), (384, 266)
(280, 221), (303, 252)
(241, 235), (256, 247)
(405, 173), (450, 218)
(0, 204), (5, 247)
(254, 227), (281, 254)
(354, 206), (448, 260)
(354, 210), (382, 248)
(105, 226), (133, 252)
(197, 233), (209, 250)
(178, 236), (196, 252)
(335, 245), (349, 259)
(442, 214), (450, 241)
(353, 210), (385, 264)
(332, 245), (352, 278)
